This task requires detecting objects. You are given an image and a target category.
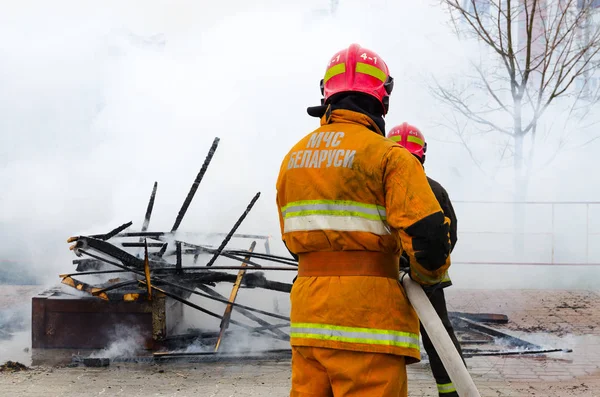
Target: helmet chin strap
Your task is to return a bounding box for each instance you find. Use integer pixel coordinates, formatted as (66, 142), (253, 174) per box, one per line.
(413, 153), (425, 166)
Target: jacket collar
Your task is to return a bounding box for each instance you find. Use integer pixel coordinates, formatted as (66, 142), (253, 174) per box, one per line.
(319, 106), (385, 136)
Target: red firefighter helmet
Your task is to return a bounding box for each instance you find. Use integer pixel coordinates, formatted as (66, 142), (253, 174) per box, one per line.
(319, 43), (394, 115)
(387, 123), (427, 162)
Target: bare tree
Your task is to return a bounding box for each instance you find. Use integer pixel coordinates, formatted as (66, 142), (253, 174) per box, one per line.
(434, 0), (600, 199)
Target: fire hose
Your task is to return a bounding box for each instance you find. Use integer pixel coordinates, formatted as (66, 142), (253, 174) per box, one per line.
(400, 271), (481, 397)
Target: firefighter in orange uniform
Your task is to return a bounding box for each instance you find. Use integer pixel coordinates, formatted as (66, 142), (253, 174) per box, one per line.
(276, 43), (452, 397)
(388, 123), (464, 397)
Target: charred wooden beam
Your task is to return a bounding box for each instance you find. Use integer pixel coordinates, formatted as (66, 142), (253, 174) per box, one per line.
(453, 317), (542, 350)
(449, 312), (508, 324)
(61, 270), (132, 278)
(205, 192), (261, 267)
(110, 231), (271, 240)
(143, 239), (153, 300)
(88, 221), (133, 241)
(171, 137), (220, 233)
(141, 182), (158, 236)
(122, 242), (165, 248)
(73, 259), (104, 272)
(175, 242), (183, 275)
(462, 348), (571, 358)
(61, 276), (109, 300)
(70, 236), (146, 269)
(215, 241), (256, 351)
(243, 272), (293, 293)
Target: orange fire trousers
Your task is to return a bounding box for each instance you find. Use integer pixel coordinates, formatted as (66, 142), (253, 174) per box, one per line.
(290, 346), (408, 397)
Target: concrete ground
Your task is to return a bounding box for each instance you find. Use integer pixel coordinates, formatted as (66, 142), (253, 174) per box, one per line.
(1, 288), (599, 396)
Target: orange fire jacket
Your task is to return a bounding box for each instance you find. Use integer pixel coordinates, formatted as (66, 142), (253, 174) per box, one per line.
(276, 108), (451, 360)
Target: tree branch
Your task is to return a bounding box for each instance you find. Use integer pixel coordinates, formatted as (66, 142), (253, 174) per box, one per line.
(431, 77), (515, 137)
(472, 60), (513, 115)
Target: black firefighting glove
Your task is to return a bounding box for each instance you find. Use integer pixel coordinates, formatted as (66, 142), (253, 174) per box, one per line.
(405, 212), (451, 271)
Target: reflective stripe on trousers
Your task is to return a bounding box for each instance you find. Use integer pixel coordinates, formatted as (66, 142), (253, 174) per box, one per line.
(281, 199), (390, 235)
(290, 322), (420, 350)
(437, 382), (457, 394)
